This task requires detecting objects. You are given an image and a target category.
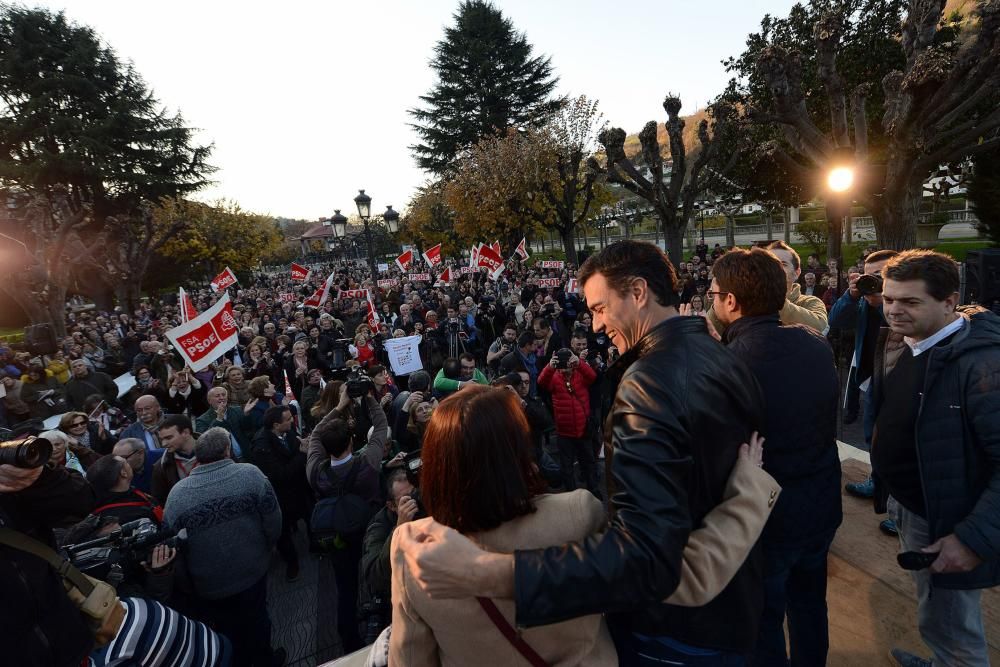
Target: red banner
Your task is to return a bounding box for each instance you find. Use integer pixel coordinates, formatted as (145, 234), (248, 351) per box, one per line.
(567, 278), (579, 294)
(537, 278), (561, 288)
(337, 289), (369, 300)
(408, 273), (431, 282)
(290, 262), (310, 281)
(460, 266), (475, 274)
(210, 266), (237, 292)
(279, 292), (297, 303)
(538, 260), (565, 269)
(165, 293), (239, 372)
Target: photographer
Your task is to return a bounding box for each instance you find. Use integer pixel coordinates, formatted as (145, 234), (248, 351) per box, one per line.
(486, 323), (518, 379)
(358, 466), (421, 644)
(0, 435), (96, 666)
(538, 348), (599, 496)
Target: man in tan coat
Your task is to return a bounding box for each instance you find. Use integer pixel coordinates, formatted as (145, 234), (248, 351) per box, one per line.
(707, 242), (829, 336)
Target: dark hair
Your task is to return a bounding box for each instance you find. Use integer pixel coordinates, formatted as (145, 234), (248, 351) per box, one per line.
(884, 250), (960, 301)
(319, 418), (354, 457)
(516, 331), (535, 349)
(367, 364), (387, 378)
(577, 240), (678, 307)
(383, 467), (409, 500)
(571, 330), (588, 342)
(442, 357), (461, 380)
(408, 370), (432, 393)
(86, 455), (125, 494)
(263, 405), (291, 430)
(421, 385), (543, 533)
(712, 248), (789, 317)
(531, 317), (550, 332)
(158, 413), (193, 435)
(765, 241), (800, 270)
(864, 249), (900, 266)
(503, 322), (517, 333)
(82, 394), (105, 414)
(458, 352), (476, 364)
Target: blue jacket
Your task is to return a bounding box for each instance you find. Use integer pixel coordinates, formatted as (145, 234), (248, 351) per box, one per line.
(872, 308), (1000, 590)
(829, 290), (885, 392)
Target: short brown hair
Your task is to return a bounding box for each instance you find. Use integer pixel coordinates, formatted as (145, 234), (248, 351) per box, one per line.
(864, 249), (899, 266)
(884, 250), (959, 301)
(766, 241), (800, 270)
(712, 248), (788, 317)
(248, 375), (271, 399)
(421, 385), (543, 533)
(578, 240), (679, 307)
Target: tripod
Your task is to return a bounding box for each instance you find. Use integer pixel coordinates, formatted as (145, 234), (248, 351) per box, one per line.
(446, 327), (467, 359)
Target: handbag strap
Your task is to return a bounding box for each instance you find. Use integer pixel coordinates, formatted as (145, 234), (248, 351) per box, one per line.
(0, 527), (95, 595)
(476, 597), (550, 667)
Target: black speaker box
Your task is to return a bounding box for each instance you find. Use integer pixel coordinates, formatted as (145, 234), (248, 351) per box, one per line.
(965, 249), (1000, 306)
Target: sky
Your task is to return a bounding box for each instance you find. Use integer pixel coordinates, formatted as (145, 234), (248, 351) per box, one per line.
(32, 0), (799, 221)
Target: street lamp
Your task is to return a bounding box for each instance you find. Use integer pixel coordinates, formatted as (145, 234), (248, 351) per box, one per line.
(383, 205), (400, 234)
(353, 190), (401, 277)
(827, 166), (855, 193)
(354, 189), (372, 221)
(826, 148), (856, 298)
(329, 210), (348, 239)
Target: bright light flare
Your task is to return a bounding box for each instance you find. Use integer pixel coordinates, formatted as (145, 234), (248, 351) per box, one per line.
(827, 166), (855, 193)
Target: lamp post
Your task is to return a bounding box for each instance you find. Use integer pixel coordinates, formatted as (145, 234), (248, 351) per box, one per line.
(826, 149), (856, 298)
(353, 190), (401, 278)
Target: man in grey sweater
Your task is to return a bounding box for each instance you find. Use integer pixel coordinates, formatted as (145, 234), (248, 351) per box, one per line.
(163, 426), (284, 667)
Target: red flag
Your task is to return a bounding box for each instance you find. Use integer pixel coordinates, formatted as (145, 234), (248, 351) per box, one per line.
(491, 240), (501, 256)
(302, 273), (335, 308)
(365, 293), (379, 332)
(179, 287), (199, 324)
(395, 249), (414, 272)
(290, 262), (310, 282)
(421, 243), (443, 267)
(476, 244), (505, 280)
(514, 237), (530, 261)
(435, 267), (452, 285)
(283, 369), (295, 401)
(210, 266), (237, 292)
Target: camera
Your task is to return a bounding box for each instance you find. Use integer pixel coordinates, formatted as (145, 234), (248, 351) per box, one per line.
(0, 436), (53, 469)
(555, 348), (573, 369)
(63, 518), (188, 586)
(542, 303), (557, 317)
(346, 366), (375, 399)
(573, 321), (588, 333)
(856, 274), (883, 296)
(447, 318), (462, 333)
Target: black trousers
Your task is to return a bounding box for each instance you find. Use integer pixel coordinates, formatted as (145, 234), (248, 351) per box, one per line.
(557, 434), (598, 494)
(199, 574), (275, 667)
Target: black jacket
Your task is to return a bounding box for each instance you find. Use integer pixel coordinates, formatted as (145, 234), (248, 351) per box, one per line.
(359, 506), (395, 616)
(724, 315), (842, 545)
(0, 466), (96, 667)
(872, 308), (1000, 590)
(514, 316), (766, 652)
(249, 427), (311, 522)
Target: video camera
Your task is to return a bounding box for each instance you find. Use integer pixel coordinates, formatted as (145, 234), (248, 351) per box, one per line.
(447, 317), (463, 333)
(62, 518), (187, 587)
(346, 366), (375, 399)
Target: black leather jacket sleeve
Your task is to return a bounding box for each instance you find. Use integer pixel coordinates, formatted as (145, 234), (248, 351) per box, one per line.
(513, 365), (693, 627)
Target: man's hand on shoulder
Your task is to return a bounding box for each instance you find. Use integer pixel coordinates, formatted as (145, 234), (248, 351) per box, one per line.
(396, 517), (515, 599)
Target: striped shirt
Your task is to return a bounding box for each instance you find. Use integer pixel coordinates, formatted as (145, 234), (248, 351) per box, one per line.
(90, 597), (229, 666)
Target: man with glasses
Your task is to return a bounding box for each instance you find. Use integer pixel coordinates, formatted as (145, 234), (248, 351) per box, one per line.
(113, 437), (153, 493)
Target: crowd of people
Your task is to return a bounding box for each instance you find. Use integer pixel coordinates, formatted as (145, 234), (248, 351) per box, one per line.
(1, 238), (997, 667)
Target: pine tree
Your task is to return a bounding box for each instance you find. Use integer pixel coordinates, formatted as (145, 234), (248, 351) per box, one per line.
(967, 150), (1000, 247)
(409, 0), (562, 174)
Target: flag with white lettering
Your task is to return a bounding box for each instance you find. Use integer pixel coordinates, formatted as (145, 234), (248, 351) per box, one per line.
(476, 244), (505, 281)
(290, 262), (310, 282)
(395, 249), (414, 272)
(210, 266), (237, 292)
(421, 243), (443, 267)
(165, 293), (240, 372)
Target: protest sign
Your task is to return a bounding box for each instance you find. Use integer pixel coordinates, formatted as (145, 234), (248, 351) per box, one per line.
(279, 292), (297, 303)
(408, 273), (431, 282)
(538, 260), (565, 269)
(377, 263), (389, 273)
(567, 278), (579, 294)
(460, 266), (474, 274)
(338, 289), (369, 300)
(537, 278), (561, 288)
(383, 335), (423, 376)
(377, 278), (400, 289)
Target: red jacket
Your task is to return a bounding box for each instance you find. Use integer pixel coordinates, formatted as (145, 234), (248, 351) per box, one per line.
(538, 361), (596, 438)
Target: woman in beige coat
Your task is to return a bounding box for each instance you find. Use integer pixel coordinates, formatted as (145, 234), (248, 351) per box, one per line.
(389, 385), (778, 666)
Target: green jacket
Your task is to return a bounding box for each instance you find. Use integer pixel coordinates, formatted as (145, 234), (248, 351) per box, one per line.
(432, 367), (488, 393)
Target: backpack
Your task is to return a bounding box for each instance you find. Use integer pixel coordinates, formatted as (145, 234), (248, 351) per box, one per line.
(309, 459), (376, 548)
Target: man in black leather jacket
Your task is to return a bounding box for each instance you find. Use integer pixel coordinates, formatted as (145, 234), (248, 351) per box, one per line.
(396, 241), (767, 662)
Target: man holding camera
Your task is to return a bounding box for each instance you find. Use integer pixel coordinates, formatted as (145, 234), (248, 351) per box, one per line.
(870, 251), (1000, 667)
(538, 347), (599, 496)
(486, 323), (518, 379)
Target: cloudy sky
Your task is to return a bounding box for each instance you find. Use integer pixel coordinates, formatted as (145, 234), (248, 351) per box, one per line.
(33, 0), (798, 220)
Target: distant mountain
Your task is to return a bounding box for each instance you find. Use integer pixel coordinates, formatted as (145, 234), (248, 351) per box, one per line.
(621, 107), (710, 162)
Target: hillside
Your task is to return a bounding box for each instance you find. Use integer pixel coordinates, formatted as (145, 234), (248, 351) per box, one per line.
(622, 107), (710, 161)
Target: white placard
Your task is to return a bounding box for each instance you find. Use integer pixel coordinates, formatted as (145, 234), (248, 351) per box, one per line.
(383, 335), (424, 376)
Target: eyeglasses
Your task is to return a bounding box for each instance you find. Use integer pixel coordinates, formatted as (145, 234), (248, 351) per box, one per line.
(706, 291), (730, 299)
(123, 449), (144, 461)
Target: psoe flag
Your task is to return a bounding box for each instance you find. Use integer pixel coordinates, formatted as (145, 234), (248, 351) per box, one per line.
(210, 266), (237, 292)
(290, 263), (310, 282)
(166, 293), (240, 372)
(421, 243), (443, 267)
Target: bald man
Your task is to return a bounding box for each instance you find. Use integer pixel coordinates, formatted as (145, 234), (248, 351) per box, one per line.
(195, 387), (251, 456)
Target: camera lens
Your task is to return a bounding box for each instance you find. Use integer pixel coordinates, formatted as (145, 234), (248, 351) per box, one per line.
(0, 436), (53, 469)
(856, 274), (883, 296)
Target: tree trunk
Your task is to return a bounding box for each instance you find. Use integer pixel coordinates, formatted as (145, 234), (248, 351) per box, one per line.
(664, 223), (684, 269)
(725, 215), (736, 248)
(873, 178), (922, 250)
(765, 213), (773, 241)
(561, 227), (579, 265)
